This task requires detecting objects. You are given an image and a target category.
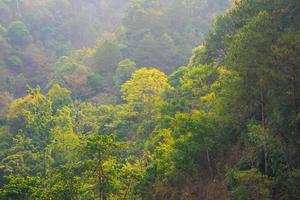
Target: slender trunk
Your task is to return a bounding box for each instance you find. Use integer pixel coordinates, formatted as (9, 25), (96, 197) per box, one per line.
(260, 79), (268, 174)
(264, 143), (268, 175)
(292, 72), (300, 168)
(98, 167), (104, 200)
(63, 132), (66, 153)
(206, 189), (209, 200)
(297, 147), (300, 169)
(97, 152), (103, 200)
(206, 148), (213, 179)
(16, 0), (21, 17)
(260, 80), (266, 129)
(97, 154), (107, 200)
(122, 182), (131, 200)
(43, 149), (47, 178)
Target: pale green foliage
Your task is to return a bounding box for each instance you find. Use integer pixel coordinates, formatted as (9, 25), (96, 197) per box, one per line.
(0, 24), (6, 36)
(113, 59), (137, 88)
(121, 68), (172, 107)
(188, 45), (207, 67)
(50, 107), (79, 166)
(47, 84), (72, 112)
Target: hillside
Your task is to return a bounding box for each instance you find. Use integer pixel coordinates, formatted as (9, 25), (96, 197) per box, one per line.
(0, 0), (299, 200)
(0, 0), (229, 99)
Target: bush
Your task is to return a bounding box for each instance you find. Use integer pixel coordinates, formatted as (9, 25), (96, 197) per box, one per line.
(226, 168), (274, 200)
(6, 21), (32, 47)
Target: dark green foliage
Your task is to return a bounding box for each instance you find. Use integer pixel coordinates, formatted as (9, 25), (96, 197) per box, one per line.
(93, 38), (123, 86)
(6, 21), (31, 47)
(0, 176), (41, 200)
(122, 0), (230, 72)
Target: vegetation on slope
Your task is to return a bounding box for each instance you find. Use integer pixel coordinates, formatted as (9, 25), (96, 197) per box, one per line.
(0, 0), (300, 200)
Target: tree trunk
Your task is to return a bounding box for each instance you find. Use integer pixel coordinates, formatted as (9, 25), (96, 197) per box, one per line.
(16, 0), (21, 17)
(206, 148), (213, 179)
(97, 152), (104, 200)
(122, 182), (131, 200)
(260, 80), (268, 175)
(43, 149), (47, 178)
(260, 80), (266, 129)
(264, 143), (268, 175)
(292, 72), (300, 168)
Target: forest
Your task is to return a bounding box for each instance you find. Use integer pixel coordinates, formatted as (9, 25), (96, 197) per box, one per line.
(0, 0), (299, 199)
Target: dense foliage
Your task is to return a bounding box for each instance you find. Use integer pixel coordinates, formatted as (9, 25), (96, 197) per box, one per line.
(0, 0), (229, 99)
(0, 0), (300, 200)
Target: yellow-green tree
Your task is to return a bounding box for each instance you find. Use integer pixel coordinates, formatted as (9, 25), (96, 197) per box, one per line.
(121, 67), (172, 113)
